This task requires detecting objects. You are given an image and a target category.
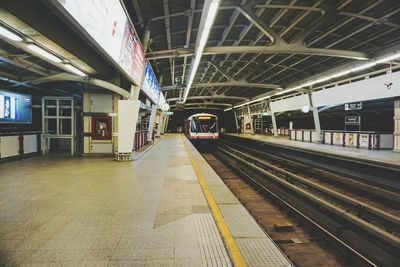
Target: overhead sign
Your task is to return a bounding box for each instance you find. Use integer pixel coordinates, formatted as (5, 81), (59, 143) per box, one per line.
(345, 116), (361, 125)
(142, 63), (161, 104)
(165, 111), (174, 115)
(57, 0), (145, 86)
(345, 102), (362, 111)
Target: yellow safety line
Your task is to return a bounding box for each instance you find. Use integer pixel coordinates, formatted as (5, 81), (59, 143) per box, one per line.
(181, 135), (247, 267)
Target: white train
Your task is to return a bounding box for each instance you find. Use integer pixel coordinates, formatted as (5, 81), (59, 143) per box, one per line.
(184, 113), (219, 142)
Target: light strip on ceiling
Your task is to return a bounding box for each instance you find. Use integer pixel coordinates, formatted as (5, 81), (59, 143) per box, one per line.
(225, 50), (400, 111)
(182, 0), (221, 103)
(0, 25), (22, 42)
(27, 44), (62, 63)
(64, 64), (87, 76)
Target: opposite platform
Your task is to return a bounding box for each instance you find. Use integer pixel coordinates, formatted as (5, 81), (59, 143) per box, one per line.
(225, 133), (400, 166)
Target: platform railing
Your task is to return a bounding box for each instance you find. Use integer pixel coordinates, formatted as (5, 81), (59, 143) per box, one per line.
(289, 129), (393, 150)
(133, 130), (148, 151)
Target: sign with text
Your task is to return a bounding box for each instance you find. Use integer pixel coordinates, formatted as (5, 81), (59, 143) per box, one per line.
(345, 102), (362, 111)
(57, 0), (145, 86)
(345, 116), (361, 125)
(142, 63), (161, 104)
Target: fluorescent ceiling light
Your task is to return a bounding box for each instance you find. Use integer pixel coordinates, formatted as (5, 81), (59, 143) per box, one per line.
(64, 64), (86, 76)
(27, 44), (62, 63)
(0, 25), (22, 42)
(183, 0), (221, 103)
(224, 107), (232, 111)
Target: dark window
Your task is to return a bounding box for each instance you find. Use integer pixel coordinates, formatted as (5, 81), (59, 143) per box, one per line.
(191, 117), (218, 133)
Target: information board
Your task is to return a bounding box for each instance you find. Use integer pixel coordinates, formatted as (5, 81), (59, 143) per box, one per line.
(345, 116), (361, 125)
(345, 102), (362, 111)
(0, 90), (32, 124)
(142, 63), (161, 104)
(57, 0), (145, 86)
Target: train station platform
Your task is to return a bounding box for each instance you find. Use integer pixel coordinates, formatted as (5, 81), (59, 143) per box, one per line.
(0, 134), (292, 267)
(225, 133), (400, 167)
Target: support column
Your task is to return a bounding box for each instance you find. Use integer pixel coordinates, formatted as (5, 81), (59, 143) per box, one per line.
(247, 104), (254, 135)
(147, 104), (157, 142)
(233, 106), (239, 134)
(271, 112), (278, 137)
(164, 115), (170, 133)
(309, 93), (322, 143)
(156, 112), (164, 137)
(394, 97), (400, 152)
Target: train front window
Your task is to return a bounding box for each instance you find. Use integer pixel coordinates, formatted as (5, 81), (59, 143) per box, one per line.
(191, 116), (218, 133)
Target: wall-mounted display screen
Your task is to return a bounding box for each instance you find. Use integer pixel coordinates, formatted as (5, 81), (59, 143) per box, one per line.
(56, 0), (145, 86)
(0, 90), (32, 124)
(142, 63), (161, 104)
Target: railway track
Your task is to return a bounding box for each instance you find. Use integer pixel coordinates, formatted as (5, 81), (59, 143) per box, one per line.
(197, 139), (400, 267)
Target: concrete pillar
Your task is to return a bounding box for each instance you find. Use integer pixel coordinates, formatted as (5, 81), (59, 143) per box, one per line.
(164, 115), (170, 133)
(147, 105), (157, 142)
(247, 105), (254, 135)
(156, 112), (164, 137)
(271, 112), (278, 137)
(312, 107), (322, 143)
(309, 93), (322, 143)
(233, 107), (239, 134)
(394, 97), (400, 152)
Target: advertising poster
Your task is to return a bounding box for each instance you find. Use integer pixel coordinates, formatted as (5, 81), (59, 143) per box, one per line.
(57, 0), (145, 86)
(0, 90), (32, 123)
(142, 63), (161, 104)
(345, 133), (357, 147)
(359, 134), (370, 148)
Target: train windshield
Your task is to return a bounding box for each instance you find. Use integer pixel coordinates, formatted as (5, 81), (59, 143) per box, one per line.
(191, 116), (218, 133)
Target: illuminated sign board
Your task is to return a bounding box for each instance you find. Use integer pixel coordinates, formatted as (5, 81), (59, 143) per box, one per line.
(56, 0), (145, 86)
(0, 90), (32, 124)
(142, 63), (161, 104)
(345, 102), (362, 111)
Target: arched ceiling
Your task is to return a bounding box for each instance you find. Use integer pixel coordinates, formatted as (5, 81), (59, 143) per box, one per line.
(124, 0), (400, 109)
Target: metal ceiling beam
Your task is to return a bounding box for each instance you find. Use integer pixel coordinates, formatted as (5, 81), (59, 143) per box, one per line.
(258, 0), (385, 85)
(161, 81), (281, 91)
(339, 9), (400, 30)
(170, 106), (222, 110)
(162, 0), (174, 86)
(200, 0), (247, 83)
(167, 95), (249, 102)
(31, 73), (130, 98)
(146, 45), (369, 60)
(170, 102), (232, 108)
(181, 0), (196, 99)
(238, 4), (284, 45)
(207, 61), (235, 81)
(132, 0), (145, 27)
(255, 4), (325, 15)
(0, 54), (50, 76)
(203, 46), (369, 60)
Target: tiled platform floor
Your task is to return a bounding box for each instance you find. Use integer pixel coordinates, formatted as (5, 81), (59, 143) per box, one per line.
(226, 133), (400, 166)
(0, 135), (231, 266)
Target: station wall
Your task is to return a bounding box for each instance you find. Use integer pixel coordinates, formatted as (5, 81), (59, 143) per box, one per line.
(83, 92), (119, 155)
